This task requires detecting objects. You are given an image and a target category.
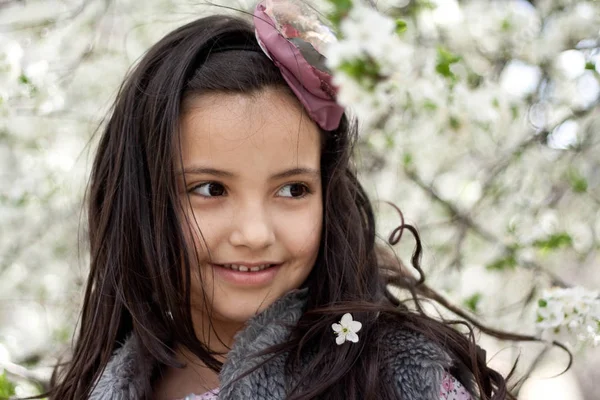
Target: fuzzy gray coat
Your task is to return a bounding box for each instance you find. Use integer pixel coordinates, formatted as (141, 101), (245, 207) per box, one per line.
(90, 290), (454, 399)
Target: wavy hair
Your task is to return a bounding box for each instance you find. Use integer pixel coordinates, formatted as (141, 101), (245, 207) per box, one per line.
(46, 14), (532, 400)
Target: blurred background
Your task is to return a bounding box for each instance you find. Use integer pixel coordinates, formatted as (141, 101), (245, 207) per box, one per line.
(0, 0), (598, 398)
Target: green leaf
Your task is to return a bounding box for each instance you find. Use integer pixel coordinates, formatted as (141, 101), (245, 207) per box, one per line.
(585, 61), (596, 71)
(568, 169), (588, 193)
(435, 46), (461, 80)
(486, 254), (517, 271)
(467, 72), (483, 88)
(0, 371), (16, 399)
(449, 115), (461, 130)
(403, 152), (413, 166)
(327, 0), (353, 28)
(533, 232), (573, 250)
(338, 58), (381, 89)
(464, 293), (482, 312)
(536, 314), (544, 322)
(395, 19), (407, 35)
(19, 74), (30, 84)
(538, 299), (548, 308)
(416, 0), (436, 11)
(571, 177), (588, 193)
(423, 99), (437, 111)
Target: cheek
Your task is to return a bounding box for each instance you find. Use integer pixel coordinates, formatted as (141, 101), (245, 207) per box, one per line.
(177, 208), (207, 285)
(182, 205), (229, 256)
(277, 203), (323, 259)
(179, 210), (208, 258)
(178, 210), (224, 298)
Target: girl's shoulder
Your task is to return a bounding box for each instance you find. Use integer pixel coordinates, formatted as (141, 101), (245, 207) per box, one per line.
(376, 317), (452, 359)
(89, 335), (154, 400)
(374, 314), (452, 367)
(372, 315), (474, 400)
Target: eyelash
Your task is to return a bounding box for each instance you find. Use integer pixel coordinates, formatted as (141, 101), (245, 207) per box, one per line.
(189, 182), (312, 199)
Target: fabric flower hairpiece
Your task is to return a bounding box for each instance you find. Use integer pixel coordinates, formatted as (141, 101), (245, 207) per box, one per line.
(332, 313), (362, 345)
(253, 0), (344, 131)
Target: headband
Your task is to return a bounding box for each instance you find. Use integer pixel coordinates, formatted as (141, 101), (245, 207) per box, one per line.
(253, 0), (344, 131)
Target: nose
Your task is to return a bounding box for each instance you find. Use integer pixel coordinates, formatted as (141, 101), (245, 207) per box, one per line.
(228, 201), (275, 250)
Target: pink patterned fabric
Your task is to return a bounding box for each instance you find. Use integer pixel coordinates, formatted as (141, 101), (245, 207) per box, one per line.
(440, 372), (473, 400)
(179, 388), (219, 400)
(177, 372), (472, 399)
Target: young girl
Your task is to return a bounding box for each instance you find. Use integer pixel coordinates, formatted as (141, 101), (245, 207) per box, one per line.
(48, 1), (514, 399)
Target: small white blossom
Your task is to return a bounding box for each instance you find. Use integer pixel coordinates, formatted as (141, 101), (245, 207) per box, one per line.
(332, 313), (362, 345)
(536, 287), (600, 347)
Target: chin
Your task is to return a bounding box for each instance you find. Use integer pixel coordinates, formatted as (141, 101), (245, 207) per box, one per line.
(211, 289), (284, 323)
(190, 261), (314, 329)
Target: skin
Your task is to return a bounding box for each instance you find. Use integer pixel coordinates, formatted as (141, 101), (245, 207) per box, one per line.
(155, 88), (323, 399)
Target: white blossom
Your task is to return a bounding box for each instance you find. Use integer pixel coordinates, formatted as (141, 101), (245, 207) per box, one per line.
(332, 313), (362, 345)
(536, 287), (600, 347)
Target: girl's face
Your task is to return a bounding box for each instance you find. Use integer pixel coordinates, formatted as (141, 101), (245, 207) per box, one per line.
(178, 88), (323, 331)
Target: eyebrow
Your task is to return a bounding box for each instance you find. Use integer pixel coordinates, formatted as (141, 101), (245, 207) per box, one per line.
(180, 166), (320, 180)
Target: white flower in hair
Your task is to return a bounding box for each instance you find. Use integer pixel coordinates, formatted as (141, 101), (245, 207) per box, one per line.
(332, 313), (362, 345)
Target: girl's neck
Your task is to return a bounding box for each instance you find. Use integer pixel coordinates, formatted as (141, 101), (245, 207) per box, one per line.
(192, 308), (246, 354)
(154, 312), (245, 399)
(153, 346), (221, 400)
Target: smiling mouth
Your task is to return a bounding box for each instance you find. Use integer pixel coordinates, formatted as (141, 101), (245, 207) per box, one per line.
(216, 263), (279, 272)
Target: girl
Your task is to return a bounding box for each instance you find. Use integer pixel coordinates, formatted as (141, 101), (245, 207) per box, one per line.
(48, 1), (515, 399)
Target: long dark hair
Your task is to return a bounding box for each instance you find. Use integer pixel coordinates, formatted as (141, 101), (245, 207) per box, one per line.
(48, 14), (525, 400)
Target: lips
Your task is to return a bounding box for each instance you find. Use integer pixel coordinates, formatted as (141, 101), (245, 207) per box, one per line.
(219, 264), (275, 272)
(211, 263), (282, 286)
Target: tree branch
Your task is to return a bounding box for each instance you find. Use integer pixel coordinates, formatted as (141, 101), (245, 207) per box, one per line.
(404, 167), (499, 243)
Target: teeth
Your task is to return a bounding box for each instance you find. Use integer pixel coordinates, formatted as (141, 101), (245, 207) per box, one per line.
(221, 264), (272, 272)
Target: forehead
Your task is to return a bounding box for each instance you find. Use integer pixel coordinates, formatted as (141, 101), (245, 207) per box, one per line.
(179, 89), (322, 175)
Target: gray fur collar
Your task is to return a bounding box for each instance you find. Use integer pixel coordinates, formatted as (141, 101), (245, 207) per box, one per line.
(90, 289), (452, 399)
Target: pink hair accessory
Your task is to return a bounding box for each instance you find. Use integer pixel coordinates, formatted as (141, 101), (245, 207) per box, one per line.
(253, 0), (344, 131)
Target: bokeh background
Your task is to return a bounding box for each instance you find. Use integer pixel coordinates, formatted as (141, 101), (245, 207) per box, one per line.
(0, 0), (599, 398)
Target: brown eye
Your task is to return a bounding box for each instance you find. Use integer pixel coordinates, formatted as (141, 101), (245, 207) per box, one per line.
(192, 182), (226, 197)
(278, 183), (309, 198)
